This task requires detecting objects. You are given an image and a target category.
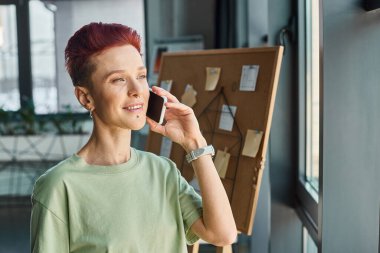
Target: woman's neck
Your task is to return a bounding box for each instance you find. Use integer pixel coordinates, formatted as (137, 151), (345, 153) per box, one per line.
(77, 124), (132, 166)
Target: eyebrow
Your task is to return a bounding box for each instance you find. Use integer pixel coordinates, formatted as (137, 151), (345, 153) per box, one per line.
(102, 66), (147, 81)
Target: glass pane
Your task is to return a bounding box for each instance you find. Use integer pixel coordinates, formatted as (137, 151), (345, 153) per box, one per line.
(0, 5), (20, 111)
(303, 227), (318, 253)
(305, 0), (319, 193)
(30, 0), (58, 114)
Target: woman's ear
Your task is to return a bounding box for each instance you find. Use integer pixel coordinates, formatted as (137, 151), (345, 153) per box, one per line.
(74, 86), (94, 110)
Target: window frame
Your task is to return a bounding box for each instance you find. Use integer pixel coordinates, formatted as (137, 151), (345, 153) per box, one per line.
(16, 0), (33, 109)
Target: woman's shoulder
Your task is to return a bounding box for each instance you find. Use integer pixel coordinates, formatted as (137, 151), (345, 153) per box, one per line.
(32, 155), (78, 200)
(135, 148), (172, 163)
(134, 149), (178, 172)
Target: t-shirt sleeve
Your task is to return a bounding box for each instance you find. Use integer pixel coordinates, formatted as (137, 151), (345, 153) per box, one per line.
(176, 169), (203, 245)
(30, 199), (69, 253)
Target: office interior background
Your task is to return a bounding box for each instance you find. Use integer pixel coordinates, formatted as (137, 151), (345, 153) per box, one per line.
(0, 0), (379, 252)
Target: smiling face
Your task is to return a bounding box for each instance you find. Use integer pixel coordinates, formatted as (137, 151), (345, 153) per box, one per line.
(84, 44), (149, 131)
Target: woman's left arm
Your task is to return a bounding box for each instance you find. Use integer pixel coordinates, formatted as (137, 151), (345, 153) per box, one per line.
(146, 86), (237, 246)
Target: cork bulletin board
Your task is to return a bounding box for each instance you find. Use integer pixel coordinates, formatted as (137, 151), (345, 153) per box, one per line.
(146, 47), (283, 235)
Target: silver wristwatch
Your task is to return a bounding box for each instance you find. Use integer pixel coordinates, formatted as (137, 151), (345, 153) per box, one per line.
(185, 145), (215, 163)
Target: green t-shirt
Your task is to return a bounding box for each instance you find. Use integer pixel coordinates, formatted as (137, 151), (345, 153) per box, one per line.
(31, 148), (202, 253)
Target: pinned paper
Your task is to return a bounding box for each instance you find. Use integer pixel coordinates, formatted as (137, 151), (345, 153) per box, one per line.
(160, 136), (173, 158)
(205, 67), (221, 91)
(160, 80), (173, 92)
(214, 148), (231, 178)
(242, 129), (263, 158)
(181, 84), (197, 107)
(240, 65), (260, 91)
(218, 104), (237, 131)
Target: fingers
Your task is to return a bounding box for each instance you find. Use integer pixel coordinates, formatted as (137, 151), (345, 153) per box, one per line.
(146, 117), (166, 136)
(151, 86), (179, 103)
(164, 103), (195, 123)
(165, 102), (192, 112)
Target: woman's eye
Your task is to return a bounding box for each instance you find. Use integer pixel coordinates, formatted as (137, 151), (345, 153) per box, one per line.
(112, 78), (126, 83)
(137, 74), (146, 80)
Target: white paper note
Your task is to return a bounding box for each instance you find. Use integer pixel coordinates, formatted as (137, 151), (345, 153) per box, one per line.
(218, 104), (237, 131)
(240, 65), (259, 91)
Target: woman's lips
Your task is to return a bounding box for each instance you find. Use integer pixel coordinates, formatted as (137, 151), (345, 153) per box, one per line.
(123, 103), (144, 112)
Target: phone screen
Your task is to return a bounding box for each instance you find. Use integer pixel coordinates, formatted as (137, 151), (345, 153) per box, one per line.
(147, 90), (167, 124)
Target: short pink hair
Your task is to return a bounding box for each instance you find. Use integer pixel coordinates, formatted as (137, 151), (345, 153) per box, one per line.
(65, 22), (141, 86)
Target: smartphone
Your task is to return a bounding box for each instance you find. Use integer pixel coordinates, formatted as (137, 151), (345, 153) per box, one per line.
(147, 89), (167, 125)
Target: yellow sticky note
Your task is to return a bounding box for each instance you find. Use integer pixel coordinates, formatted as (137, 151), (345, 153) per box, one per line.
(205, 67), (221, 91)
(181, 84), (197, 107)
(242, 129), (263, 158)
(214, 149), (231, 178)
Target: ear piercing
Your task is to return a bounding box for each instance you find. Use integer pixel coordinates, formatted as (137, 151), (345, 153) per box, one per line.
(89, 108), (94, 118)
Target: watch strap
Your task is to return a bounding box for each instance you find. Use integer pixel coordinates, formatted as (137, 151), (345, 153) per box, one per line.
(186, 145), (215, 163)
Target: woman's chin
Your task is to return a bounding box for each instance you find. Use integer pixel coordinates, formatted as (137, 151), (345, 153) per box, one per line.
(129, 119), (147, 131)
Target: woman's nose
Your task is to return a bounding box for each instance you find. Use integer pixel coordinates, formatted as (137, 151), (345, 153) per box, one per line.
(127, 79), (145, 97)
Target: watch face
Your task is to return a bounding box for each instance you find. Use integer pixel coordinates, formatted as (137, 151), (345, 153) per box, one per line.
(196, 148), (205, 156)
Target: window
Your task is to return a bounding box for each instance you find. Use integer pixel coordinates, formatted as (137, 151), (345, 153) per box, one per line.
(30, 0), (57, 114)
(296, 0), (322, 249)
(305, 0), (320, 193)
(303, 227), (318, 253)
(0, 5), (20, 111)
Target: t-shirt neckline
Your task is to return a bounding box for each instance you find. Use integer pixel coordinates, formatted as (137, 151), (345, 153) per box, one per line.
(71, 147), (139, 174)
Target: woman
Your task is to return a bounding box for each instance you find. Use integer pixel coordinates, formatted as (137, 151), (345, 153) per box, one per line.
(31, 22), (236, 253)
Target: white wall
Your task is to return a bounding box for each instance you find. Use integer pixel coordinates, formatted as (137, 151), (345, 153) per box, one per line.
(145, 0), (216, 69)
